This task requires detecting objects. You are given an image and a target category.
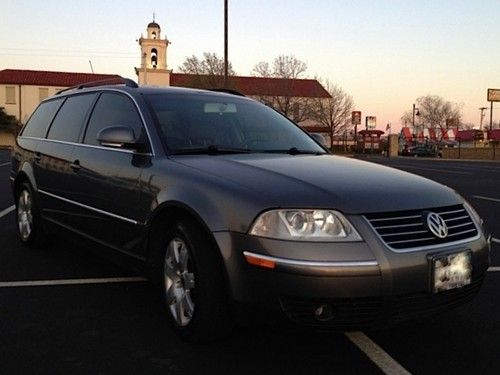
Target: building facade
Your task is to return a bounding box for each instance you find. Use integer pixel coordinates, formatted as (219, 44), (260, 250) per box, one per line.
(0, 70), (120, 124)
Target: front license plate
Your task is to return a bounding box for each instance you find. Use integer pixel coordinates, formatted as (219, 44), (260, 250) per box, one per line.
(431, 251), (472, 293)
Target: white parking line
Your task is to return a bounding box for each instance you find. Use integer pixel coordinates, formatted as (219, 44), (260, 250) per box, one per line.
(472, 195), (500, 203)
(491, 237), (500, 244)
(345, 331), (411, 375)
(0, 161), (11, 167)
(0, 276), (148, 288)
(489, 267), (500, 272)
(0, 205), (15, 219)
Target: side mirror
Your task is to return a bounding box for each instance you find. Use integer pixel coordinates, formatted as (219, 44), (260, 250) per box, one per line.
(97, 126), (143, 150)
(309, 132), (327, 147)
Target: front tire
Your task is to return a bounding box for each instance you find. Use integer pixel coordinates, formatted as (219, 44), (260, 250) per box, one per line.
(154, 217), (233, 342)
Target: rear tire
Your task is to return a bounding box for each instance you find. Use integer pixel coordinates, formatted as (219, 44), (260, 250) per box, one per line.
(152, 217), (233, 342)
(15, 182), (47, 248)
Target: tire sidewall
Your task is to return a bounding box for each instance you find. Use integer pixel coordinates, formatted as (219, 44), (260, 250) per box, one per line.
(16, 182), (42, 247)
(157, 218), (232, 342)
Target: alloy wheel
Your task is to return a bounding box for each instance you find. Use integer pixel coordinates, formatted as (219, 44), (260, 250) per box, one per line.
(164, 238), (196, 326)
(17, 190), (33, 241)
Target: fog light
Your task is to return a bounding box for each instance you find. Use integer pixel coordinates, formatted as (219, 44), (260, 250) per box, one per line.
(314, 304), (334, 322)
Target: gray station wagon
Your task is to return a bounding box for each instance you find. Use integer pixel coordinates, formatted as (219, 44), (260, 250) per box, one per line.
(10, 78), (491, 341)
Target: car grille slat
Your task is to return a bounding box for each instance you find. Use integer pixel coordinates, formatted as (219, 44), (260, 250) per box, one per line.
(365, 204), (479, 250)
(383, 230), (428, 237)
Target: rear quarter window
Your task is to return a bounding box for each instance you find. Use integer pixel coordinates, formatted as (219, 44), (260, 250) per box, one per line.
(21, 98), (64, 138)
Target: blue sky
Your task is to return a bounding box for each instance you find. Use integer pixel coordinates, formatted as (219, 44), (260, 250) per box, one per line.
(1, 0), (499, 129)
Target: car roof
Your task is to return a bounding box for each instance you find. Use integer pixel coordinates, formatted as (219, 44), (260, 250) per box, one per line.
(52, 77), (249, 101)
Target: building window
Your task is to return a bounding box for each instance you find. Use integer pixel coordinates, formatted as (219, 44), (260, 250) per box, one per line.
(6, 86), (16, 104)
(39, 88), (49, 102)
(151, 48), (158, 68)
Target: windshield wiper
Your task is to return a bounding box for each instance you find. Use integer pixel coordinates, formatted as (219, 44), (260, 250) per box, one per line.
(171, 145), (251, 155)
(262, 147), (325, 155)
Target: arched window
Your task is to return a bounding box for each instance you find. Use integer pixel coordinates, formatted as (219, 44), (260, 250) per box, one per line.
(152, 31), (157, 39)
(151, 48), (158, 68)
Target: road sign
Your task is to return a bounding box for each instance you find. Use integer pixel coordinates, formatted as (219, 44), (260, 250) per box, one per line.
(352, 111), (361, 125)
(366, 116), (376, 129)
(488, 89), (500, 102)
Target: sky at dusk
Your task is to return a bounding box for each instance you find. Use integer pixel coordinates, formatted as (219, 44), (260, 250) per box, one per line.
(1, 0), (499, 131)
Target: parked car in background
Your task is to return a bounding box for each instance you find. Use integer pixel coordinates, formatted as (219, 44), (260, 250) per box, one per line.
(309, 132), (328, 148)
(10, 78), (490, 341)
(401, 145), (442, 158)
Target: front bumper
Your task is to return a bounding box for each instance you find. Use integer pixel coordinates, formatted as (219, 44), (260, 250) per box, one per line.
(213, 225), (490, 328)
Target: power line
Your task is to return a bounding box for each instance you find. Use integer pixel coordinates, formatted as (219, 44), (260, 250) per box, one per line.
(0, 47), (136, 56)
(0, 53), (137, 59)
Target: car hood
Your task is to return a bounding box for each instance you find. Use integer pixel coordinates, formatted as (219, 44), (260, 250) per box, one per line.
(173, 154), (461, 214)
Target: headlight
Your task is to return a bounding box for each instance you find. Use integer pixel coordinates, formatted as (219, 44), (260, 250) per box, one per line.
(249, 209), (362, 242)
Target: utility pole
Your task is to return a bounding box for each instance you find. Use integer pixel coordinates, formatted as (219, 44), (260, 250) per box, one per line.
(479, 107), (488, 130)
(224, 0), (228, 89)
(412, 104), (419, 144)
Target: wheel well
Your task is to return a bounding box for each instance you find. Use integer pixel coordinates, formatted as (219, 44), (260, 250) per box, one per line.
(13, 173), (30, 198)
(146, 205), (231, 290)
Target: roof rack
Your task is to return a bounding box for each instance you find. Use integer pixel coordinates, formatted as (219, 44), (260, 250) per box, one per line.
(208, 88), (246, 97)
(56, 77), (138, 95)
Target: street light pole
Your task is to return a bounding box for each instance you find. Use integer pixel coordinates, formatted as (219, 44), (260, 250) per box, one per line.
(412, 104), (419, 144)
(224, 0), (228, 89)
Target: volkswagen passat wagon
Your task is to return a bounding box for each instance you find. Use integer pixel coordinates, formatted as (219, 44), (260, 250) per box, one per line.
(10, 78), (490, 341)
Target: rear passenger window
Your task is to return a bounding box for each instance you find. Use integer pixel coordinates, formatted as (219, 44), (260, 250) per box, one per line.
(47, 93), (96, 143)
(84, 93), (143, 146)
(22, 99), (64, 138)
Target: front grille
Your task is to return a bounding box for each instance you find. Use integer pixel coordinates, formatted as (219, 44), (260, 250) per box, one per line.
(364, 204), (478, 250)
(280, 276), (484, 329)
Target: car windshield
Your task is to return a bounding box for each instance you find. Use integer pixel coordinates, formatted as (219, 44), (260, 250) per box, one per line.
(146, 93), (326, 155)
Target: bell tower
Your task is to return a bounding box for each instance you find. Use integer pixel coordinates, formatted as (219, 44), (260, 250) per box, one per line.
(135, 16), (172, 86)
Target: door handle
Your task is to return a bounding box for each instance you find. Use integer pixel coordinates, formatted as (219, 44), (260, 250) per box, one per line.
(70, 160), (81, 172)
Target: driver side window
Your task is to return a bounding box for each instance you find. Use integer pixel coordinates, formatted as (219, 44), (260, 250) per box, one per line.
(84, 93), (144, 147)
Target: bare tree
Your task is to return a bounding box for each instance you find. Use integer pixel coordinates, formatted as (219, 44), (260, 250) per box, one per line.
(251, 55), (311, 121)
(177, 52), (235, 89)
(252, 61), (271, 77)
(252, 55), (307, 79)
(461, 123), (475, 130)
(312, 81), (354, 149)
(0, 107), (20, 134)
(400, 95), (462, 139)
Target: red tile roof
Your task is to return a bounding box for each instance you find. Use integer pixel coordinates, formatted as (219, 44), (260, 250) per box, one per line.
(170, 73), (331, 98)
(0, 69), (121, 87)
(0, 69), (331, 99)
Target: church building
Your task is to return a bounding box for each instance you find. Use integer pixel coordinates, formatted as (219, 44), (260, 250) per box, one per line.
(0, 19), (330, 146)
(135, 19), (172, 86)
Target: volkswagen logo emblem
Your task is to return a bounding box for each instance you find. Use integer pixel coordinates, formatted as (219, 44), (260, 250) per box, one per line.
(426, 212), (448, 239)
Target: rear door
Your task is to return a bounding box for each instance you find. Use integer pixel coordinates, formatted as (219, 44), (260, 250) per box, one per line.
(35, 93), (97, 224)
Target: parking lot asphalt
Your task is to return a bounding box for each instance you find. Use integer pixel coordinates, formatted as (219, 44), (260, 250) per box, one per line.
(1, 149), (499, 374)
